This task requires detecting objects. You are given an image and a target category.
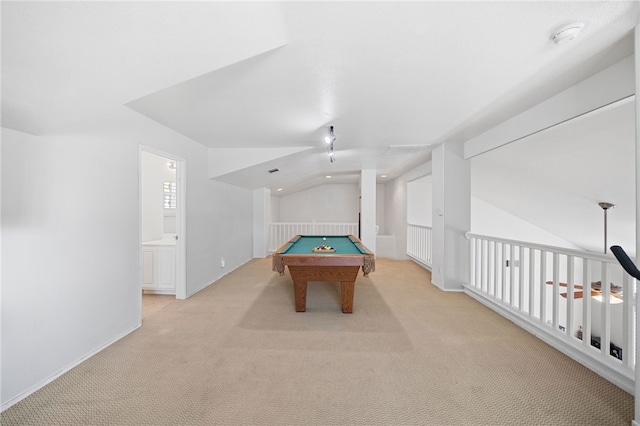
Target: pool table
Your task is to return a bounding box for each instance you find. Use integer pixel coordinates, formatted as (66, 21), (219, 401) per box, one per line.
(272, 235), (375, 313)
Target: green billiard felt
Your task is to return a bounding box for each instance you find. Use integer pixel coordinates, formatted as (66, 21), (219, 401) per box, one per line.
(281, 236), (365, 255)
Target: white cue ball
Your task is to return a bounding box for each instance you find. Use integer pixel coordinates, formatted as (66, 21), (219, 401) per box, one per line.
(323, 237), (326, 241)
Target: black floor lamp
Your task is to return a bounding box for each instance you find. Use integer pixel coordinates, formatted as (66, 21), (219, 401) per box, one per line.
(599, 202), (615, 254)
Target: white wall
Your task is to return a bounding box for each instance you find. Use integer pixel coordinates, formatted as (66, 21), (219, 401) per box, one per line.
(376, 184), (386, 234)
(360, 169), (377, 252)
(464, 56), (636, 257)
(277, 184), (359, 223)
(1, 108), (253, 409)
(384, 162), (432, 259)
(471, 196), (580, 249)
(2, 127), (141, 408)
(253, 188), (270, 258)
(431, 141), (470, 291)
(274, 183), (386, 233)
(270, 195), (281, 223)
(375, 157), (587, 263)
(407, 174), (432, 227)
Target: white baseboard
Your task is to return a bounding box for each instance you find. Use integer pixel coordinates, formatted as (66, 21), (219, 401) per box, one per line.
(186, 258), (252, 298)
(407, 255), (467, 292)
(406, 253), (432, 271)
(1, 323), (140, 412)
(142, 289), (176, 295)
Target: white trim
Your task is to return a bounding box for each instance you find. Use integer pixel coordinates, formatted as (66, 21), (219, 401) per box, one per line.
(142, 289), (176, 295)
(137, 147), (144, 326)
(0, 324), (140, 411)
(0, 135), (3, 411)
(633, 15), (640, 424)
(466, 95), (634, 160)
(175, 157), (187, 300)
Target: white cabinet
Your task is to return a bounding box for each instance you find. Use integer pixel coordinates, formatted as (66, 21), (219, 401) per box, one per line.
(142, 244), (176, 295)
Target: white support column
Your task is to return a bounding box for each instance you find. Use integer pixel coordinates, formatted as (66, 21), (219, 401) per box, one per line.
(360, 169), (377, 253)
(634, 15), (640, 426)
(431, 140), (470, 291)
(253, 188), (271, 258)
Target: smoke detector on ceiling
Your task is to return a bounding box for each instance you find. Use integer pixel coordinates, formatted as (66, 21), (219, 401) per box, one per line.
(551, 23), (584, 44)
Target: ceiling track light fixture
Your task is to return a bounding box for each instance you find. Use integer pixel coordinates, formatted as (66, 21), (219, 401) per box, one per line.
(551, 22), (584, 44)
(325, 125), (336, 163)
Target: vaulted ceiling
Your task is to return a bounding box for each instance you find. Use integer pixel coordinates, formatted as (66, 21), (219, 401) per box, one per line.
(2, 1), (639, 252)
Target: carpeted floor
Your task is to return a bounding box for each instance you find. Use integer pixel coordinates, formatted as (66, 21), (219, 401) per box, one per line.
(1, 257), (634, 425)
(142, 293), (176, 320)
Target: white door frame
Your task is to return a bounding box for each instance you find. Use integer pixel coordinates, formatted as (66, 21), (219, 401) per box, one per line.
(139, 146), (187, 307)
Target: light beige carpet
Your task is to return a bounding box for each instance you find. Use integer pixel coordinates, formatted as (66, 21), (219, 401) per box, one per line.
(1, 258), (634, 425)
(142, 293), (176, 320)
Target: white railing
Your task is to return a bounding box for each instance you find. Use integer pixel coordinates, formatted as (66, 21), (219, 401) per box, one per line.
(268, 222), (358, 252)
(407, 224), (432, 268)
(466, 232), (636, 393)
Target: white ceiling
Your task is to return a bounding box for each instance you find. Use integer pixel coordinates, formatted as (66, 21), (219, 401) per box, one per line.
(2, 1), (639, 251)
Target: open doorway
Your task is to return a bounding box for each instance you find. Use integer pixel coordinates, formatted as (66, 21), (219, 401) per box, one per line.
(139, 146), (186, 323)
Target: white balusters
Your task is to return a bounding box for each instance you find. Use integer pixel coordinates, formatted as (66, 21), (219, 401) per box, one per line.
(268, 222), (359, 252)
(466, 232), (636, 387)
(406, 224), (432, 267)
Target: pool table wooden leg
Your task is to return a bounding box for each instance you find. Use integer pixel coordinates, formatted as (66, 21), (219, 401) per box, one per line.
(293, 280), (307, 312)
(341, 281), (355, 313)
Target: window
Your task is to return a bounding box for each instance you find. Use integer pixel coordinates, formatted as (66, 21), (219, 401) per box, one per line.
(163, 182), (176, 209)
